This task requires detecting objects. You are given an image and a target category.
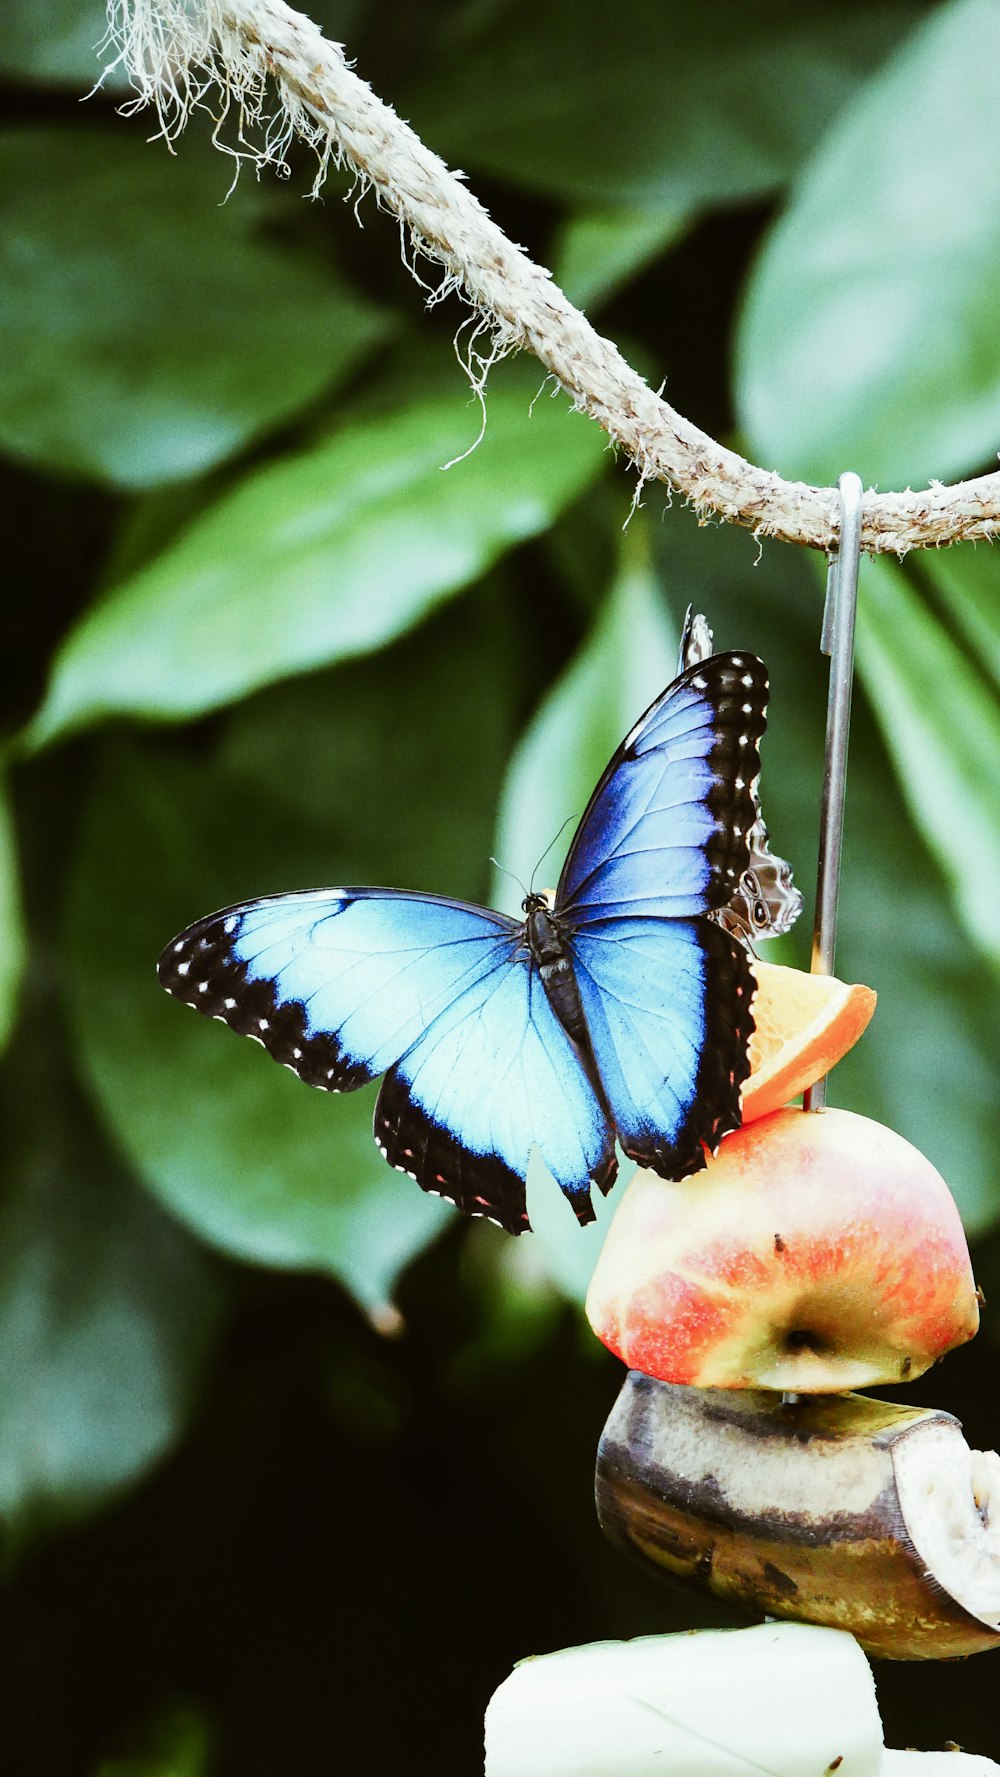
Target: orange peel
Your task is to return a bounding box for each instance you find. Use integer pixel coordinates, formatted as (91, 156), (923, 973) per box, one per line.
(741, 959), (876, 1122)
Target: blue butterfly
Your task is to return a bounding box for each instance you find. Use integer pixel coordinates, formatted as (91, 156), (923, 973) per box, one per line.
(158, 645), (776, 1235)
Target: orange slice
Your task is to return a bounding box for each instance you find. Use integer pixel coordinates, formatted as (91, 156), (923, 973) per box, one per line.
(741, 960), (876, 1123)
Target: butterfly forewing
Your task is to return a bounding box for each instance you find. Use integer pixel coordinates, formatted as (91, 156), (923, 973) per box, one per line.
(157, 889), (518, 1093)
(556, 654), (768, 923)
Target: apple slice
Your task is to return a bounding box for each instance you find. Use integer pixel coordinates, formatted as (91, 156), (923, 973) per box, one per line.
(586, 1107), (979, 1393)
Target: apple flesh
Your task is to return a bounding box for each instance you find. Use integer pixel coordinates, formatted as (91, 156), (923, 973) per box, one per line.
(586, 1107), (980, 1392)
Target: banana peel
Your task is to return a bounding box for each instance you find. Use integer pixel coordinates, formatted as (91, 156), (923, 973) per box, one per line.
(595, 1372), (1000, 1661)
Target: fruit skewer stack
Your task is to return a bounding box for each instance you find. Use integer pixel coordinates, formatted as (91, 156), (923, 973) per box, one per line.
(485, 957), (1000, 1776)
(587, 956), (1000, 1659)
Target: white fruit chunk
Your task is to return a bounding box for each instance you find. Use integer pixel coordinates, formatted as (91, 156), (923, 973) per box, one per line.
(484, 1621), (883, 1777)
(894, 1430), (1000, 1629)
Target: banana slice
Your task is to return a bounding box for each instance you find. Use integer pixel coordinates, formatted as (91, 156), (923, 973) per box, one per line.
(595, 1373), (1000, 1660)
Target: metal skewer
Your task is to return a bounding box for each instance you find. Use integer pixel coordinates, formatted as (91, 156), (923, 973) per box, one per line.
(802, 471), (864, 1114)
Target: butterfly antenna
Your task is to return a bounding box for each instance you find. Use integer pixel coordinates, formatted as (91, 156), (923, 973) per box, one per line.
(529, 814), (578, 894)
(490, 857), (528, 900)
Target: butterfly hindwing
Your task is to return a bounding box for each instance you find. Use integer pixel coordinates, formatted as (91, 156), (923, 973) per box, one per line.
(158, 887), (616, 1234)
(376, 959), (616, 1234)
(568, 914), (755, 1178)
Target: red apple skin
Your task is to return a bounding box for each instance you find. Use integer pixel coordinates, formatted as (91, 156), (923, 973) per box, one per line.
(585, 1108), (980, 1393)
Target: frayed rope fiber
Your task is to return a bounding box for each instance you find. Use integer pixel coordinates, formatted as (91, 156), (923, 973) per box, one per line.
(103, 0), (1000, 555)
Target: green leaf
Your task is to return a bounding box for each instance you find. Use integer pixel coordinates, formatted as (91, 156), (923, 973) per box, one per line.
(0, 1019), (222, 1553)
(64, 594), (520, 1307)
(0, 127), (388, 489)
(855, 556), (1000, 976)
(553, 206), (689, 312)
(28, 362), (607, 747)
(407, 0), (916, 210)
(736, 0), (1000, 489)
(920, 546), (1000, 696)
(0, 777), (26, 1054)
(0, 0), (126, 88)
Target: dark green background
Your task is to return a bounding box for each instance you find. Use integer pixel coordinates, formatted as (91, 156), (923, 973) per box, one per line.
(3, 1), (1000, 1771)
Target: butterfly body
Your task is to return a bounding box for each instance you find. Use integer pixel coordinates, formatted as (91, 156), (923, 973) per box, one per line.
(160, 645), (793, 1236)
(520, 893), (586, 1043)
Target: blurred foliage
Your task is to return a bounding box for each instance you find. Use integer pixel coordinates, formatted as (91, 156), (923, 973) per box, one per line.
(28, 364), (604, 740)
(0, 775), (25, 1051)
(0, 0), (125, 88)
(736, 0), (1000, 489)
(0, 129), (390, 489)
(2, 0), (1000, 1772)
(0, 1004), (222, 1556)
